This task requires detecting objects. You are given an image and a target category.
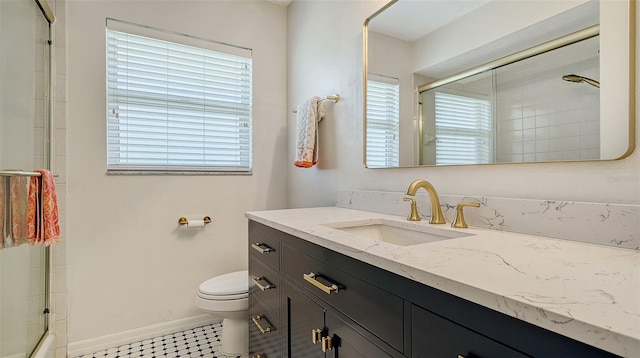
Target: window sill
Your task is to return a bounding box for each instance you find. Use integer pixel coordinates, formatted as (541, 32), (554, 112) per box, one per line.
(106, 170), (253, 176)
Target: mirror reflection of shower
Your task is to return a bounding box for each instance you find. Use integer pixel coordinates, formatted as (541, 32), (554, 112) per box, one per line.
(562, 74), (600, 88)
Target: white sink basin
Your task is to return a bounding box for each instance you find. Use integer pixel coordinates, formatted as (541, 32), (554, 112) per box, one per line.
(322, 218), (472, 246)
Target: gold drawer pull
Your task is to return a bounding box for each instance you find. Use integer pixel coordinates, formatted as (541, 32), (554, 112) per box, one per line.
(303, 272), (341, 295)
(252, 243), (274, 254)
(321, 336), (333, 352)
(312, 328), (323, 344)
(252, 276), (274, 291)
(252, 315), (274, 334)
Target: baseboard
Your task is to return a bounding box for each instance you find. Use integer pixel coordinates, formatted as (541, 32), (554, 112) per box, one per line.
(4, 353), (28, 358)
(67, 314), (220, 357)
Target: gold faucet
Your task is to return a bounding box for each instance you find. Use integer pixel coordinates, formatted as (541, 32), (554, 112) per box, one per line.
(405, 179), (446, 224)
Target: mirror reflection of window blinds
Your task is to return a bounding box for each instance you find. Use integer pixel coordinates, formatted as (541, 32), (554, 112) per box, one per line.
(367, 78), (400, 167)
(434, 92), (492, 165)
(106, 21), (252, 172)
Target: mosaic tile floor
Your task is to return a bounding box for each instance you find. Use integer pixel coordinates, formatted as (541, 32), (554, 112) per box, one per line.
(74, 323), (248, 358)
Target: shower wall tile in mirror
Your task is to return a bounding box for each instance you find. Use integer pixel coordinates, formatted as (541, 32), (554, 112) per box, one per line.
(495, 37), (599, 163)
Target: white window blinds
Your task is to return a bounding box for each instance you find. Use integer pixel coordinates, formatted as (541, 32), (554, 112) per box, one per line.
(366, 78), (400, 167)
(106, 21), (252, 173)
(434, 92), (492, 165)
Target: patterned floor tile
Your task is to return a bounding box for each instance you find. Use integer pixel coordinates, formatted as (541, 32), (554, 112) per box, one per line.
(74, 323), (248, 358)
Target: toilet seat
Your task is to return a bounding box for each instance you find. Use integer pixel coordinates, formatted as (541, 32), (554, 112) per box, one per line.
(198, 291), (248, 300)
(198, 270), (248, 301)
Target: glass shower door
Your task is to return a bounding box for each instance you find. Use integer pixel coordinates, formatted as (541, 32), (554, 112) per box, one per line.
(0, 0), (53, 356)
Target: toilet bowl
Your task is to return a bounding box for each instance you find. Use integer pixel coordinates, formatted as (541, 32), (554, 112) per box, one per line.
(195, 270), (249, 355)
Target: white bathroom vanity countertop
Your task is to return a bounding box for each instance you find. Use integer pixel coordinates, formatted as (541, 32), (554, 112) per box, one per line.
(245, 206), (640, 357)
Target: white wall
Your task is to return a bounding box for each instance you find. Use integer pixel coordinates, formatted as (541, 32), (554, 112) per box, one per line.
(66, 0), (287, 344)
(286, 1), (639, 209)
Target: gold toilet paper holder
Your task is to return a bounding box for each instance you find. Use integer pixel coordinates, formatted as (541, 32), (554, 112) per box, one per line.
(178, 216), (212, 225)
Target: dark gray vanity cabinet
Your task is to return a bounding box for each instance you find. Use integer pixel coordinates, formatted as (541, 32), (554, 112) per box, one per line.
(248, 220), (618, 358)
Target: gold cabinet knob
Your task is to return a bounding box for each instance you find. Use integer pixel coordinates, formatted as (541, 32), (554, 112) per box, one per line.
(321, 336), (333, 352)
(311, 328), (323, 344)
(452, 202), (480, 228)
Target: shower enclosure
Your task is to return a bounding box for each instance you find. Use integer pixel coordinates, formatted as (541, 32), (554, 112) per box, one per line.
(418, 33), (600, 166)
(0, 0), (55, 357)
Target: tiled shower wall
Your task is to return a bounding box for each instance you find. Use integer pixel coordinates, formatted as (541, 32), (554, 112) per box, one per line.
(495, 36), (600, 162)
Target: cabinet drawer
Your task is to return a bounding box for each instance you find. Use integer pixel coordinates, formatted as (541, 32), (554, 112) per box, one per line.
(326, 310), (393, 358)
(249, 255), (280, 319)
(249, 297), (280, 358)
(249, 229), (280, 270)
(412, 304), (529, 358)
(281, 244), (404, 352)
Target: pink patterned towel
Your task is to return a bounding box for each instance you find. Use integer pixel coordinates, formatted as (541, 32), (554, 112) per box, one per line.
(0, 175), (31, 249)
(0, 177), (4, 249)
(11, 176), (30, 246)
(27, 169), (60, 246)
(294, 96), (325, 168)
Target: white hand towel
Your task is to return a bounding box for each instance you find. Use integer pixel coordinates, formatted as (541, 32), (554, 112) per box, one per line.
(294, 96), (325, 168)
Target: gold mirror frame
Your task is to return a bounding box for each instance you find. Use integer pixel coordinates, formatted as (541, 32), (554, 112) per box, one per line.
(363, 0), (635, 168)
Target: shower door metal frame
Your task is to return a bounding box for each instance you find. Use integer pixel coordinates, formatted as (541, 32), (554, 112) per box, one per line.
(30, 0), (56, 356)
(416, 25), (599, 93)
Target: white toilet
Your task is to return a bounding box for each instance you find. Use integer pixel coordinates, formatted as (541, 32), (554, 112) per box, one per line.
(195, 270), (249, 355)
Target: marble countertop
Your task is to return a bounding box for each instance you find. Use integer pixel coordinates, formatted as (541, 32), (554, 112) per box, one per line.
(246, 206), (640, 357)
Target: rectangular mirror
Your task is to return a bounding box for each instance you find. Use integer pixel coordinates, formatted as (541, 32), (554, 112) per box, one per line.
(363, 0), (635, 168)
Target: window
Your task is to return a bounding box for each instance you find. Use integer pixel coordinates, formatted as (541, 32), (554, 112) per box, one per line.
(366, 77), (400, 167)
(434, 92), (492, 165)
(106, 19), (253, 173)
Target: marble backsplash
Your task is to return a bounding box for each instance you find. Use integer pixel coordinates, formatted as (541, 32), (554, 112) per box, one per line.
(335, 190), (639, 250)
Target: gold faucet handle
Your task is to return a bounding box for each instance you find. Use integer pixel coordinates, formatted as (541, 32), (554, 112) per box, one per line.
(403, 198), (421, 221)
(452, 202), (480, 228)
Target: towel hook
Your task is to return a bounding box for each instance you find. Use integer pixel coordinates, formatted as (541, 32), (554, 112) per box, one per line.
(292, 94), (340, 113)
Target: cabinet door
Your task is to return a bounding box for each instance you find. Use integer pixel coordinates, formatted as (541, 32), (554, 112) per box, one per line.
(284, 282), (325, 358)
(412, 305), (529, 358)
(324, 311), (392, 358)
